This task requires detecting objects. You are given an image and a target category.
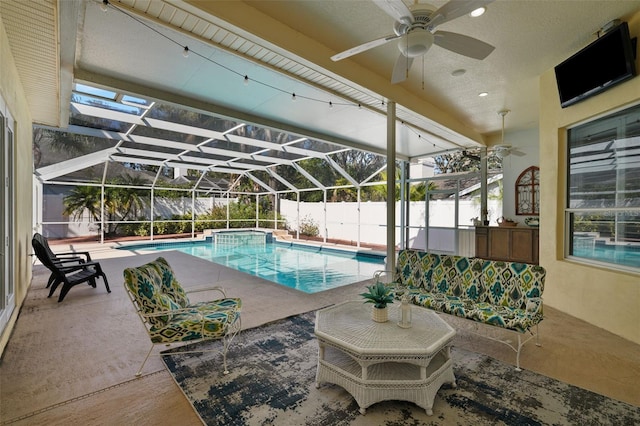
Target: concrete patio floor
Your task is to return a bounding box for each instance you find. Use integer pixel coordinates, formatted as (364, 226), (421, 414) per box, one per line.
(1, 241), (638, 424)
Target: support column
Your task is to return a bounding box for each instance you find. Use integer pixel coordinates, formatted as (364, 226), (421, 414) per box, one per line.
(296, 192), (300, 239)
(256, 194), (259, 228)
(357, 187), (361, 248)
(191, 190), (196, 238)
(323, 189), (327, 243)
(150, 187), (155, 240)
(386, 101), (396, 273)
(400, 161), (407, 249)
(480, 147), (488, 224)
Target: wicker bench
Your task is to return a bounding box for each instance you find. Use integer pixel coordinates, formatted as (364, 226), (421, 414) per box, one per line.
(383, 249), (546, 371)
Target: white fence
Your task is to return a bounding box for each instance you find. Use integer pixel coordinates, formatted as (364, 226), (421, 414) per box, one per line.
(41, 189), (502, 257)
(280, 198), (502, 255)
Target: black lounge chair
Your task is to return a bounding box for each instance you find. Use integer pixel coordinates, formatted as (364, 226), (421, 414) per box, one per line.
(32, 236), (111, 302)
(32, 233), (93, 289)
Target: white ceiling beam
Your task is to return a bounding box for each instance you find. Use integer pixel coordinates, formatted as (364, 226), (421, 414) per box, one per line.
(324, 155), (359, 187)
(72, 102), (331, 160)
(115, 147), (269, 170)
(62, 124), (294, 166)
(35, 148), (115, 181)
(74, 70), (399, 159)
(266, 168), (299, 192)
(292, 163), (325, 189)
(246, 172), (276, 194)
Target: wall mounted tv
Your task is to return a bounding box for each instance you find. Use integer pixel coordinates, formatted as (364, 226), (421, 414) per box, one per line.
(555, 22), (637, 108)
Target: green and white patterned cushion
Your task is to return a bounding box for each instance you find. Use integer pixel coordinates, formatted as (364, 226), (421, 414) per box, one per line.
(124, 257), (242, 334)
(123, 265), (178, 326)
(149, 257), (190, 308)
(392, 249), (546, 333)
(430, 254), (484, 299)
(148, 307), (240, 344)
(481, 261), (545, 309)
(397, 250), (433, 290)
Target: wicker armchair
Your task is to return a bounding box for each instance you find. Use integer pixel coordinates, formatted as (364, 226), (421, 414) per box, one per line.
(123, 257), (242, 377)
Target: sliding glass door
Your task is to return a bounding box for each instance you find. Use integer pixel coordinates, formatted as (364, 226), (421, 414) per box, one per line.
(0, 96), (15, 333)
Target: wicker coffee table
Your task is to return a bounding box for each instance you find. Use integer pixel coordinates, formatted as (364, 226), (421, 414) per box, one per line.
(314, 300), (456, 415)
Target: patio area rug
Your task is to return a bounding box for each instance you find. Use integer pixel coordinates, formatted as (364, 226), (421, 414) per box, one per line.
(162, 311), (640, 426)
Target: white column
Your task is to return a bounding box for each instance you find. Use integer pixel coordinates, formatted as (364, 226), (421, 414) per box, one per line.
(386, 101), (396, 272)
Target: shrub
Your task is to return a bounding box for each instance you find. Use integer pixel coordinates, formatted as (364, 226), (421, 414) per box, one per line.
(299, 216), (319, 237)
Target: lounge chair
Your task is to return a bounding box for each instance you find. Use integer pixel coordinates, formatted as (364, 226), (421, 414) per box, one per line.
(33, 233), (92, 289)
(32, 236), (110, 302)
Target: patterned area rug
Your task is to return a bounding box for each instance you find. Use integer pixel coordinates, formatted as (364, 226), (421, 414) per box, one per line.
(162, 311), (640, 426)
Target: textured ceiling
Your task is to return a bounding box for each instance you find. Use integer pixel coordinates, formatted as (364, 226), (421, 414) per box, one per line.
(236, 0), (640, 135)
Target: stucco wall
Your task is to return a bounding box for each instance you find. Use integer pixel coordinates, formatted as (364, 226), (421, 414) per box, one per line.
(539, 11), (640, 344)
(0, 17), (34, 355)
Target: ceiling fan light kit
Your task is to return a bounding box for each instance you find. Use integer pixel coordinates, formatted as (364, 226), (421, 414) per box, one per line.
(398, 29), (434, 57)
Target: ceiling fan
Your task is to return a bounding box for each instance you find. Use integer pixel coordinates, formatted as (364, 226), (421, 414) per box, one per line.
(331, 0), (495, 84)
(492, 110), (525, 157)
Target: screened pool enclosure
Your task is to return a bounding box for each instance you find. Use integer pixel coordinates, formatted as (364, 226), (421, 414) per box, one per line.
(34, 83), (499, 254)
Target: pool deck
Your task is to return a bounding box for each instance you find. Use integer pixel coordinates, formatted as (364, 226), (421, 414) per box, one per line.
(4, 240), (638, 423)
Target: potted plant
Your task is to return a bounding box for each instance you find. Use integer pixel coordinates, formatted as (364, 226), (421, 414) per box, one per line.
(360, 281), (394, 322)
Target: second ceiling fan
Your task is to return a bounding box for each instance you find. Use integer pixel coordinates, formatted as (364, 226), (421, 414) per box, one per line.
(331, 0), (495, 84)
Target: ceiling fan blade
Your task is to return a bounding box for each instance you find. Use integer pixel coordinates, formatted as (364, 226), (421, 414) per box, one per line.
(433, 31), (495, 60)
(373, 0), (414, 25)
(429, 0), (494, 28)
(331, 34), (400, 61)
(391, 54), (414, 84)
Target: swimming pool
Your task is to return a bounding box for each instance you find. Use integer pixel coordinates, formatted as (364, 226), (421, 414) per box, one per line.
(573, 241), (640, 269)
(120, 238), (385, 293)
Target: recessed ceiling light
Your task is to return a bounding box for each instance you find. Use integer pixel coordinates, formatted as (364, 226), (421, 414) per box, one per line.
(451, 69), (466, 77)
(478, 92), (489, 97)
(470, 7), (486, 17)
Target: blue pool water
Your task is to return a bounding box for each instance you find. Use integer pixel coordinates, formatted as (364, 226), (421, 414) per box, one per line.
(120, 238), (385, 293)
(573, 242), (640, 269)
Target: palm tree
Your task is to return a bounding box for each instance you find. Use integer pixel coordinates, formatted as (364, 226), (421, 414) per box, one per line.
(63, 175), (150, 236)
(108, 176), (149, 234)
(63, 186), (103, 223)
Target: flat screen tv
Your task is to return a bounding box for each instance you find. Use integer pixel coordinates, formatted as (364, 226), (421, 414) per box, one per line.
(555, 22), (637, 108)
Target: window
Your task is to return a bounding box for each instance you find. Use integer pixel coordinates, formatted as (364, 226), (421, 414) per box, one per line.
(566, 103), (640, 270)
(515, 166), (539, 215)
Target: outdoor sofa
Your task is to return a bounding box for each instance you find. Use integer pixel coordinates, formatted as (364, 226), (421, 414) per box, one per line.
(384, 249), (546, 370)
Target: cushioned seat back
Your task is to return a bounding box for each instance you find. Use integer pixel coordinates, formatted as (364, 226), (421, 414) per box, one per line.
(397, 250), (434, 290)
(123, 257), (187, 326)
(149, 257), (190, 308)
(431, 254), (484, 300)
(481, 261), (546, 309)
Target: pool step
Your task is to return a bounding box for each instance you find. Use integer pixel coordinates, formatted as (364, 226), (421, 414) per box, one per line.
(272, 229), (293, 241)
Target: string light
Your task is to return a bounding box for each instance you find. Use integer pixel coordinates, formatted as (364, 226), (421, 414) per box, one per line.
(104, 1), (436, 123)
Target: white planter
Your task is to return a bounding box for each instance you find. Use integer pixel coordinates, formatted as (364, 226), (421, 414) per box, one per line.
(371, 306), (388, 323)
